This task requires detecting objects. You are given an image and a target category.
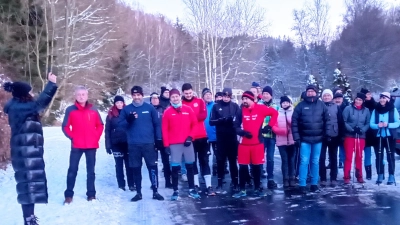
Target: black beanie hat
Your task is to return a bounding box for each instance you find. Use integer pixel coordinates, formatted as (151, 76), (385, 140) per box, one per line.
(356, 92), (366, 101)
(360, 88), (369, 95)
(280, 96), (291, 105)
(182, 83), (192, 92)
(306, 84), (318, 93)
(222, 88), (233, 97)
(131, 86), (143, 96)
(242, 91), (255, 102)
(251, 81), (260, 87)
(333, 93), (344, 99)
(202, 88), (211, 97)
(113, 95), (125, 104)
(3, 81), (32, 98)
(215, 92), (223, 99)
(161, 86), (169, 95)
(262, 86), (273, 96)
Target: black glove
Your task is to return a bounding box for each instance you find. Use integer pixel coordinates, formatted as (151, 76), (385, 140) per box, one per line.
(243, 131), (253, 139)
(295, 140), (301, 148)
(106, 148), (112, 155)
(261, 125), (272, 134)
(184, 136), (193, 147)
(165, 147), (171, 155)
(127, 112), (137, 123)
(155, 140), (163, 150)
(354, 126), (362, 135)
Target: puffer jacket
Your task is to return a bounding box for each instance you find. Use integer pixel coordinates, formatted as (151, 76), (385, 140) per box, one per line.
(342, 104), (371, 139)
(4, 81), (57, 204)
(324, 101), (343, 138)
(105, 106), (128, 150)
(272, 107), (294, 146)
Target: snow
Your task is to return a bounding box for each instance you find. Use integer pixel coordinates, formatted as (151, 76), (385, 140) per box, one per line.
(0, 127), (173, 225)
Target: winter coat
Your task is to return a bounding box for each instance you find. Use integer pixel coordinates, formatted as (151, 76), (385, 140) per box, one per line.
(364, 98), (377, 146)
(119, 102), (162, 145)
(205, 101), (217, 142)
(342, 104), (371, 139)
(182, 97), (207, 139)
(324, 101), (343, 138)
(159, 96), (170, 110)
(272, 107), (294, 146)
(259, 100), (279, 138)
(105, 106), (128, 150)
(209, 100), (241, 139)
(291, 96), (330, 144)
(4, 81), (57, 204)
(62, 102), (104, 149)
(162, 105), (197, 147)
(234, 103), (278, 145)
(369, 102), (400, 138)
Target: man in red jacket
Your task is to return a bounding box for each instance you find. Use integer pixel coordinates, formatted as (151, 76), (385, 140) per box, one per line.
(233, 91), (278, 198)
(162, 88), (200, 200)
(62, 86), (104, 204)
(181, 83), (214, 195)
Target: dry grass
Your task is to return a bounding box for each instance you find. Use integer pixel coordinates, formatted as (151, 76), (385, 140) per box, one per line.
(0, 89), (11, 166)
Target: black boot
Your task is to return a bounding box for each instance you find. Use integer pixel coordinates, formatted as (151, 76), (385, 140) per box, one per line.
(24, 215), (39, 225)
(131, 193), (143, 202)
(365, 165), (372, 180)
(267, 180), (277, 189)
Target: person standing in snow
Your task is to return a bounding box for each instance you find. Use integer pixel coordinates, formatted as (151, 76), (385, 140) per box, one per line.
(360, 88), (376, 180)
(105, 96), (135, 191)
(119, 86), (164, 202)
(162, 89), (200, 200)
(159, 86), (170, 109)
(333, 92), (346, 169)
(370, 92), (400, 185)
(181, 83), (215, 195)
(272, 96), (296, 188)
(292, 85), (329, 194)
(202, 88), (218, 177)
(3, 72), (57, 225)
(232, 91), (278, 198)
(342, 93), (370, 185)
(209, 88), (241, 193)
(62, 86), (104, 204)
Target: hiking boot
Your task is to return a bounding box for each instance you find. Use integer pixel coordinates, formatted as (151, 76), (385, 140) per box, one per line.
(298, 186), (307, 194)
(119, 186), (126, 191)
(283, 179), (289, 188)
(25, 215), (39, 225)
(153, 192), (164, 201)
(189, 189), (201, 199)
(330, 180), (338, 187)
(376, 174), (384, 185)
(171, 191), (179, 201)
(64, 197), (73, 205)
(365, 165), (372, 180)
(310, 185), (320, 193)
(289, 177), (296, 187)
(267, 180), (277, 189)
(131, 193), (143, 202)
(232, 190), (247, 198)
(387, 174), (396, 185)
(206, 186), (216, 196)
(87, 196), (96, 201)
(320, 181), (327, 187)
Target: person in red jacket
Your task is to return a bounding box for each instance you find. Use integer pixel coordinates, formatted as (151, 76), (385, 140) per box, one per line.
(162, 88), (201, 200)
(62, 86), (104, 204)
(233, 91), (278, 198)
(181, 83), (215, 195)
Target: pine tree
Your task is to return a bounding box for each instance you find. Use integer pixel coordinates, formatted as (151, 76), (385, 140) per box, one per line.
(333, 62), (352, 103)
(307, 74), (323, 96)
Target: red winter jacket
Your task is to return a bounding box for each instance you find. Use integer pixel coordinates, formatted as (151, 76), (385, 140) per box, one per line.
(182, 97), (207, 139)
(236, 103), (278, 145)
(62, 102), (104, 149)
(162, 105), (197, 147)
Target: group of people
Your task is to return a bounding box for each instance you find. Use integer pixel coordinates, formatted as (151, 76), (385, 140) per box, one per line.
(3, 72), (400, 224)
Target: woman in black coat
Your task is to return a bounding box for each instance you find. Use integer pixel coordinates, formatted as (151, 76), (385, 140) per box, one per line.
(3, 73), (57, 225)
(105, 96), (134, 191)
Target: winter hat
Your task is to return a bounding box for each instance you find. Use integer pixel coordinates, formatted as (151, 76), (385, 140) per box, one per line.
(280, 96), (292, 105)
(306, 84), (318, 93)
(355, 92), (366, 102)
(3, 81), (32, 98)
(169, 88), (180, 97)
(262, 86), (273, 96)
(113, 95), (125, 104)
(131, 86), (143, 96)
(160, 86), (169, 96)
(150, 92), (159, 98)
(321, 89), (333, 98)
(242, 91), (255, 102)
(332, 87), (342, 94)
(215, 92), (223, 99)
(333, 93), (344, 99)
(222, 88), (233, 97)
(251, 81), (260, 87)
(181, 83), (192, 92)
(360, 88), (370, 95)
(380, 92), (391, 101)
(202, 88), (212, 97)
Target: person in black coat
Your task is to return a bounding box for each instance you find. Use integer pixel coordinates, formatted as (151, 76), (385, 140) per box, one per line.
(360, 88), (376, 180)
(3, 72), (57, 225)
(159, 86), (170, 109)
(105, 95), (134, 191)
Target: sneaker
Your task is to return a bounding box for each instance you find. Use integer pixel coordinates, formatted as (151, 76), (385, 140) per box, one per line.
(119, 186), (126, 191)
(376, 174), (384, 184)
(330, 180), (337, 187)
(320, 181), (327, 187)
(171, 191), (179, 201)
(195, 185), (202, 194)
(253, 188), (267, 197)
(181, 174), (188, 182)
(189, 189), (201, 199)
(129, 186), (136, 192)
(387, 174), (396, 185)
(232, 190), (247, 198)
(64, 197), (73, 205)
(87, 196), (96, 201)
(131, 193), (143, 202)
(267, 180), (277, 189)
(310, 185), (320, 193)
(216, 186), (227, 194)
(153, 192), (164, 201)
(25, 215), (39, 225)
(206, 186), (216, 196)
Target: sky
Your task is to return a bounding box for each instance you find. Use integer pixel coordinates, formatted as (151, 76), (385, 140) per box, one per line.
(125, 0), (399, 38)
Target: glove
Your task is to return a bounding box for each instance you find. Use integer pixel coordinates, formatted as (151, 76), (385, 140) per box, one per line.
(165, 147), (171, 155)
(184, 136), (193, 147)
(106, 148), (112, 155)
(354, 126), (362, 135)
(295, 140), (301, 148)
(127, 112), (137, 123)
(243, 131), (253, 139)
(261, 125), (272, 134)
(155, 140), (163, 150)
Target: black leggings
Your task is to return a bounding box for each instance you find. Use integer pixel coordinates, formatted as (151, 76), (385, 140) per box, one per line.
(22, 204), (35, 218)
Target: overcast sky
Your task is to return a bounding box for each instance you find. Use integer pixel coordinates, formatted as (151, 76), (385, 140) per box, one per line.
(125, 0), (399, 38)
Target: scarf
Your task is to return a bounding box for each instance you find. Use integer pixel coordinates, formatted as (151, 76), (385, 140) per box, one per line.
(375, 101), (394, 115)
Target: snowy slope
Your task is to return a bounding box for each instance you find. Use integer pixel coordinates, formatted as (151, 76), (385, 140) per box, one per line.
(0, 127), (174, 225)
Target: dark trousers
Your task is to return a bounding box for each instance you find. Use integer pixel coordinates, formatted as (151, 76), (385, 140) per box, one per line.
(64, 148), (96, 198)
(21, 204), (35, 219)
(113, 143), (134, 188)
(319, 138), (339, 181)
(278, 145), (296, 180)
(129, 144), (158, 194)
(159, 145), (172, 185)
(216, 136), (238, 186)
(193, 138), (211, 176)
(374, 136), (396, 175)
(239, 164), (261, 190)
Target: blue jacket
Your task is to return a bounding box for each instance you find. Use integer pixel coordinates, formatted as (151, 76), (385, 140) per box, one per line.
(370, 107), (400, 138)
(119, 102), (162, 145)
(205, 101), (216, 142)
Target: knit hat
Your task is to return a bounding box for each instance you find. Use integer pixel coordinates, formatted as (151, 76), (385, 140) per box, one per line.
(131, 86), (143, 95)
(262, 86), (273, 96)
(3, 81), (32, 98)
(169, 88), (180, 97)
(202, 88), (212, 97)
(181, 83), (192, 92)
(332, 87), (342, 94)
(113, 95), (125, 104)
(160, 86), (169, 96)
(360, 88), (369, 95)
(242, 91), (255, 101)
(321, 89), (333, 98)
(306, 84), (318, 93)
(215, 92), (223, 99)
(251, 81), (260, 87)
(333, 93), (344, 99)
(280, 96), (292, 105)
(150, 92), (159, 98)
(222, 88), (233, 97)
(380, 92), (391, 101)
(355, 92), (366, 101)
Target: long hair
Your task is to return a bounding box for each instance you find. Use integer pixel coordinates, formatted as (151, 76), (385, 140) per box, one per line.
(107, 104), (125, 118)
(18, 94), (34, 103)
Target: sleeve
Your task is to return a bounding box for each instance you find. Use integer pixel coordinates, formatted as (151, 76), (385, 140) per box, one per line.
(361, 109), (371, 133)
(94, 109), (104, 140)
(151, 106), (162, 140)
(119, 107), (129, 125)
(369, 110), (379, 130)
(35, 81), (58, 113)
(104, 116), (112, 149)
(262, 106), (278, 127)
(291, 106), (301, 141)
(234, 108), (244, 135)
(162, 109), (170, 147)
(272, 123), (288, 136)
(197, 99), (207, 122)
(388, 109), (400, 129)
(337, 106), (346, 138)
(62, 106), (74, 140)
(209, 104), (221, 126)
(342, 106), (354, 132)
(323, 104), (331, 137)
(189, 107), (198, 139)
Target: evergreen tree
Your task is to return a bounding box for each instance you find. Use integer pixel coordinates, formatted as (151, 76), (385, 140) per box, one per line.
(333, 62), (352, 103)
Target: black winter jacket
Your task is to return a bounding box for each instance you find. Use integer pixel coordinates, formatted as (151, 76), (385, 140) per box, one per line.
(4, 81), (57, 204)
(159, 96), (170, 110)
(209, 101), (241, 138)
(292, 96), (330, 144)
(105, 111), (128, 150)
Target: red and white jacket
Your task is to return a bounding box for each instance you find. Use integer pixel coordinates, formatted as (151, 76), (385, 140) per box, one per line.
(162, 105), (197, 147)
(182, 97), (207, 139)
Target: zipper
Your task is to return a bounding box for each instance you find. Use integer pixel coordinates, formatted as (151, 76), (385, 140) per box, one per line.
(285, 111), (289, 145)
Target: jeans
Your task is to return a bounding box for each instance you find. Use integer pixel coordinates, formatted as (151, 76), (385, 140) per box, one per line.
(319, 138), (339, 181)
(364, 146), (372, 166)
(65, 148), (96, 198)
(264, 138), (276, 180)
(299, 142), (322, 186)
(278, 145), (296, 180)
